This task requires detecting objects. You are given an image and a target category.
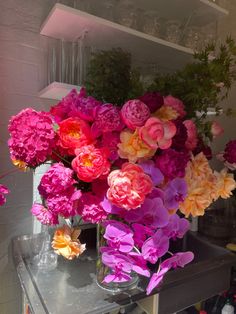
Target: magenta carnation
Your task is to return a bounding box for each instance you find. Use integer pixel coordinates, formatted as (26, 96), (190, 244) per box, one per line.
(38, 163), (76, 198)
(77, 192), (107, 223)
(155, 149), (190, 180)
(164, 95), (186, 118)
(139, 92), (164, 113)
(8, 108), (55, 167)
(224, 140), (236, 164)
(31, 203), (59, 225)
(171, 120), (188, 151)
(121, 99), (150, 130)
(91, 104), (124, 137)
(46, 188), (80, 218)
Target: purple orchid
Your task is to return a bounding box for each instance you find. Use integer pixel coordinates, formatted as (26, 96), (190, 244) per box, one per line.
(125, 197), (169, 229)
(129, 252), (150, 277)
(161, 251), (194, 270)
(146, 267), (169, 295)
(139, 160), (164, 186)
(141, 230), (169, 264)
(164, 178), (187, 210)
(104, 220), (134, 253)
(102, 251), (133, 283)
(162, 214), (190, 239)
(148, 188), (165, 201)
(132, 223), (154, 248)
(101, 197), (126, 216)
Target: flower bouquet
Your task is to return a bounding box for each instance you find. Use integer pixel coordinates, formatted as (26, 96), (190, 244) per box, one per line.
(8, 87), (236, 295)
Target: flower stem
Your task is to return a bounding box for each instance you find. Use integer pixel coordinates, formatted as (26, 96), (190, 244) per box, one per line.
(133, 246), (141, 254)
(167, 251), (174, 256)
(52, 150), (71, 165)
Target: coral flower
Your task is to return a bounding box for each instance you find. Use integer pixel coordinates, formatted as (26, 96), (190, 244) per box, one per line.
(214, 169), (236, 199)
(211, 121), (224, 138)
(107, 162), (153, 210)
(72, 145), (110, 182)
(52, 225), (86, 260)
(118, 129), (156, 163)
(164, 95), (186, 118)
(58, 117), (93, 155)
(186, 152), (212, 180)
(121, 99), (150, 130)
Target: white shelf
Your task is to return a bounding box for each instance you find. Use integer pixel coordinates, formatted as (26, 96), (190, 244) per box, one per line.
(40, 4), (194, 70)
(38, 82), (81, 100)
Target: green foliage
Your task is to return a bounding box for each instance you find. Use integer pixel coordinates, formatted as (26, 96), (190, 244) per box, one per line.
(85, 48), (143, 105)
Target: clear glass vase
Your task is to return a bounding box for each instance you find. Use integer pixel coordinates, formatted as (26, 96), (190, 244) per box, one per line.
(32, 225), (58, 271)
(96, 224), (139, 293)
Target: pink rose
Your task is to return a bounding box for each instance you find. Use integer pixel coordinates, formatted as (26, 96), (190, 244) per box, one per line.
(211, 121), (224, 138)
(107, 162), (153, 210)
(139, 117), (164, 149)
(121, 99), (150, 130)
(164, 95), (186, 118)
(183, 120), (198, 150)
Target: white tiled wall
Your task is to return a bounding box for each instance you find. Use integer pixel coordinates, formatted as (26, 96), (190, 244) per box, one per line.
(0, 1), (59, 312)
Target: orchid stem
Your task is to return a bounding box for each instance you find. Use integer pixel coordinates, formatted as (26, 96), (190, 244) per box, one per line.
(167, 251), (174, 256)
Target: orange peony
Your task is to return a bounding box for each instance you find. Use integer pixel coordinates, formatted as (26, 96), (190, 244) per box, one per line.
(107, 162), (153, 210)
(152, 105), (179, 121)
(72, 145), (110, 182)
(58, 117), (94, 155)
(118, 129), (155, 163)
(52, 225), (86, 260)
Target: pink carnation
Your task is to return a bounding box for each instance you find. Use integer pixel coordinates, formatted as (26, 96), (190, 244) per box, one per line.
(99, 132), (120, 161)
(38, 163), (76, 198)
(31, 203), (59, 225)
(72, 145), (110, 182)
(183, 120), (198, 151)
(121, 99), (150, 130)
(77, 192), (107, 223)
(211, 121), (224, 138)
(91, 104), (124, 137)
(8, 108), (55, 167)
(155, 149), (190, 180)
(107, 162), (153, 210)
(164, 95), (186, 118)
(0, 184), (9, 206)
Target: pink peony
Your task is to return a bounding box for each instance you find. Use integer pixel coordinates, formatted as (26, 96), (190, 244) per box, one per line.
(183, 120), (198, 150)
(8, 108), (55, 167)
(107, 162), (153, 210)
(164, 95), (186, 118)
(121, 99), (150, 130)
(46, 188), (81, 218)
(38, 163), (76, 199)
(31, 203), (59, 225)
(0, 184), (9, 206)
(211, 121), (224, 138)
(155, 149), (190, 180)
(139, 92), (164, 113)
(77, 192), (107, 223)
(91, 104), (124, 137)
(224, 140), (236, 164)
(72, 145), (110, 182)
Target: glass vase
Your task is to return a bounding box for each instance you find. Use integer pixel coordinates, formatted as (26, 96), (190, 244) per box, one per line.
(96, 224), (139, 293)
(32, 225), (58, 271)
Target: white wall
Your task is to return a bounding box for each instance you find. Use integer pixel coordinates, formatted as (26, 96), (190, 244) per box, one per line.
(0, 1), (58, 312)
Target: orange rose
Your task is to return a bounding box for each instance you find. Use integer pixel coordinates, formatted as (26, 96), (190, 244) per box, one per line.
(52, 225), (86, 260)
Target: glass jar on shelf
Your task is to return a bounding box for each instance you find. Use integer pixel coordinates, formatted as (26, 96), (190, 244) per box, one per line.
(142, 11), (161, 38)
(164, 19), (182, 44)
(183, 26), (204, 50)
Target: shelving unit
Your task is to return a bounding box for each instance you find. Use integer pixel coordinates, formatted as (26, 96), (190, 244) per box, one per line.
(38, 82), (81, 100)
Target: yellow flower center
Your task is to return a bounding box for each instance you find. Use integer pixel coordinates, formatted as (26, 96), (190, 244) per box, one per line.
(81, 155), (93, 167)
